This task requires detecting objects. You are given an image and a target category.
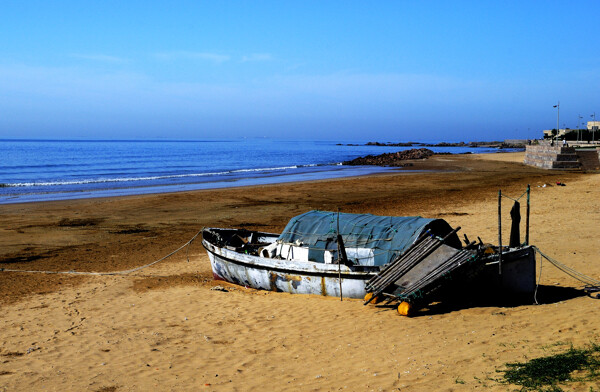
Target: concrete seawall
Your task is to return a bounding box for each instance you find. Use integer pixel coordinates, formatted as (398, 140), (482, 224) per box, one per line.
(524, 144), (600, 170)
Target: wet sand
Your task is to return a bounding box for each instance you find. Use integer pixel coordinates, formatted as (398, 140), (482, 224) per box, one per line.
(1, 152), (599, 391)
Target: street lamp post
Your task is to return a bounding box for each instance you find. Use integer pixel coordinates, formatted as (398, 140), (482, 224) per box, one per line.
(592, 112), (597, 144)
(553, 102), (560, 145)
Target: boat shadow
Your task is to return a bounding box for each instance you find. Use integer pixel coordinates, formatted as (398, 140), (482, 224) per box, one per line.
(373, 285), (586, 317)
(422, 285), (586, 316)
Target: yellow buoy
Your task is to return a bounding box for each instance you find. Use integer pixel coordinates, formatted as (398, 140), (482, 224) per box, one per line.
(364, 292), (383, 304)
(397, 301), (412, 316)
(484, 246), (496, 254)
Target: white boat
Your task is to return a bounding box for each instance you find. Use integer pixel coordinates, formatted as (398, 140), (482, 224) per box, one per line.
(202, 211), (464, 299)
(203, 228), (377, 298)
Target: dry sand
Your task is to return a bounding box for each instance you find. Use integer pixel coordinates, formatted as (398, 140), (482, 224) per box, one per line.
(1, 152), (599, 391)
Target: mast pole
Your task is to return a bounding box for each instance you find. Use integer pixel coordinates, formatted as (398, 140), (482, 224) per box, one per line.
(337, 209), (343, 301)
(498, 190), (502, 274)
(525, 184), (530, 246)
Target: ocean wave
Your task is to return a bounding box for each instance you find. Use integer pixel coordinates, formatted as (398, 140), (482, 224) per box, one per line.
(4, 165), (309, 187)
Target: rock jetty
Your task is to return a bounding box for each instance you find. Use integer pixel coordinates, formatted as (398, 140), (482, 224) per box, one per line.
(343, 148), (434, 166)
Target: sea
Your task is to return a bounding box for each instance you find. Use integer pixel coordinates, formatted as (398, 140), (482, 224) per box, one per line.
(0, 139), (513, 204)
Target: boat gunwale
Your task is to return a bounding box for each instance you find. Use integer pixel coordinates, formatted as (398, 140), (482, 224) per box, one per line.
(202, 235), (376, 280)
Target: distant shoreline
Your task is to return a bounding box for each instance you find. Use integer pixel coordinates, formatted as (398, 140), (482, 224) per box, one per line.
(338, 140), (527, 149)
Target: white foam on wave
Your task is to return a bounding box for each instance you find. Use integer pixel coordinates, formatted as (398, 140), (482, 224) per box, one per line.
(7, 165), (302, 187)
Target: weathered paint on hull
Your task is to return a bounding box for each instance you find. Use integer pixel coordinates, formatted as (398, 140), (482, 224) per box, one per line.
(203, 240), (375, 299)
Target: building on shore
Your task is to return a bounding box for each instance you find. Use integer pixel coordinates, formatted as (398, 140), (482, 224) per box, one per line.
(542, 128), (569, 138)
(542, 122), (599, 139)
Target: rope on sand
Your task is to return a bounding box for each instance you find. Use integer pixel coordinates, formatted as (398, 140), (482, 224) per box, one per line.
(0, 230), (202, 277)
(533, 246), (600, 301)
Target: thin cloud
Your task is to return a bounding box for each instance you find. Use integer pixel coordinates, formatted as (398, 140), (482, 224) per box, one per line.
(241, 53), (273, 62)
(70, 54), (129, 63)
(0, 63), (585, 139)
(154, 51), (230, 63)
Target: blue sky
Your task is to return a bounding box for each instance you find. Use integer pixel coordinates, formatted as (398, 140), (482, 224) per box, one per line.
(1, 1), (599, 141)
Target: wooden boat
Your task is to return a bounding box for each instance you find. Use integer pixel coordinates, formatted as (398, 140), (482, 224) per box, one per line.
(203, 211), (461, 298)
(202, 211), (536, 302)
(202, 227), (374, 298)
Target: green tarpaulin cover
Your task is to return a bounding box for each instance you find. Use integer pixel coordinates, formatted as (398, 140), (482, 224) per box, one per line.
(277, 210), (460, 265)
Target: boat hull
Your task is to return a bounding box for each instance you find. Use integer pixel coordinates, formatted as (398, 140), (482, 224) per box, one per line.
(203, 239), (375, 298)
(481, 246), (537, 294)
(201, 227), (537, 300)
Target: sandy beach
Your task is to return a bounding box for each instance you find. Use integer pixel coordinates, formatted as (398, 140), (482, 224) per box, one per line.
(1, 152), (599, 391)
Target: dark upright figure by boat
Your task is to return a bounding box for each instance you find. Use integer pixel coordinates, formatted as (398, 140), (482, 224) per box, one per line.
(509, 201), (521, 248)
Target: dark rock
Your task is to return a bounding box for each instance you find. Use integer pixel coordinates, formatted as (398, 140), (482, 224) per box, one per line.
(343, 148), (434, 166)
(365, 142), (415, 147)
